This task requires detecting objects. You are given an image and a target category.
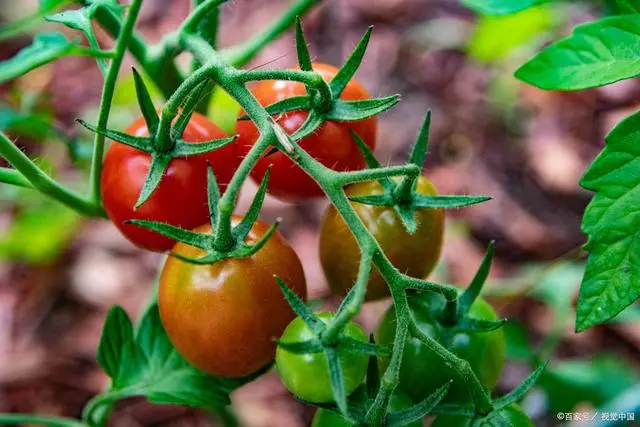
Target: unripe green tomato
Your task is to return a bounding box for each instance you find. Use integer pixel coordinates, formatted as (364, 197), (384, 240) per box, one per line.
(431, 404), (534, 427)
(319, 176), (444, 301)
(311, 393), (421, 427)
(276, 312), (368, 403)
(375, 295), (505, 404)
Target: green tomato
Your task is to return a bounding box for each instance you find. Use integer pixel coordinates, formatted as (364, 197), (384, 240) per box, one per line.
(276, 312), (368, 403)
(311, 394), (421, 427)
(375, 294), (505, 404)
(431, 404), (534, 427)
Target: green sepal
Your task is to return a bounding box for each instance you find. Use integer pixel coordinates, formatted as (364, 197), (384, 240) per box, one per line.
(350, 130), (395, 191)
(126, 220), (211, 250)
(135, 153), (172, 208)
(295, 17), (313, 72)
(492, 363), (548, 409)
(459, 242), (495, 315)
(366, 336), (381, 399)
(330, 26), (373, 97)
(326, 96), (401, 122)
(275, 338), (323, 354)
(413, 194), (492, 209)
(76, 119), (153, 152)
(291, 110), (325, 142)
(409, 112), (431, 168)
(396, 202), (418, 234)
(234, 219), (280, 257)
(455, 316), (507, 333)
(275, 276), (324, 334)
(432, 403), (476, 417)
(172, 81), (208, 140)
(386, 381), (451, 427)
(238, 96), (311, 120)
(172, 135), (237, 156)
(233, 168), (271, 241)
(325, 347), (350, 418)
(337, 336), (391, 357)
(206, 165), (220, 229)
(132, 67), (159, 134)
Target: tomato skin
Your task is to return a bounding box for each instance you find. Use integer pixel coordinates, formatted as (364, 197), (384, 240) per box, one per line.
(319, 176), (444, 301)
(236, 63), (376, 200)
(431, 404), (534, 427)
(311, 394), (421, 427)
(276, 312), (368, 403)
(101, 112), (240, 252)
(375, 295), (505, 404)
(159, 217), (307, 378)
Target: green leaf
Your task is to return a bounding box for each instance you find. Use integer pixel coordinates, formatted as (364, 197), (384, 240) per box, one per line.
(172, 81), (208, 139)
(97, 306), (134, 379)
(409, 112), (431, 168)
(239, 96), (310, 120)
(337, 337), (391, 357)
(290, 110), (325, 142)
(233, 168), (270, 241)
(132, 68), (159, 134)
(206, 166), (220, 229)
(460, 242), (495, 314)
(275, 276), (324, 334)
(127, 220), (211, 250)
(576, 110), (640, 331)
(275, 339), (324, 354)
(462, 0), (551, 16)
(0, 0), (71, 41)
(330, 27), (373, 97)
(349, 131), (395, 192)
(326, 96), (401, 122)
(325, 347), (349, 417)
(469, 5), (553, 63)
(516, 15), (640, 90)
(493, 363), (547, 408)
(616, 0), (640, 14)
(455, 316), (506, 333)
(396, 202), (418, 234)
(76, 119), (153, 152)
(172, 136), (237, 156)
(0, 33), (81, 84)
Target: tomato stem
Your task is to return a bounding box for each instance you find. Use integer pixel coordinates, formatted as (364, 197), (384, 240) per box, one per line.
(0, 414), (87, 427)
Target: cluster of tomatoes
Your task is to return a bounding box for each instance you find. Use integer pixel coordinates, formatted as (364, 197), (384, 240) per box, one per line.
(100, 64), (529, 425)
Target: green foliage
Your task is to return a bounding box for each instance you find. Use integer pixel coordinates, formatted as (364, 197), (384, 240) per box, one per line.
(576, 110), (640, 331)
(468, 6), (553, 63)
(94, 305), (254, 412)
(516, 15), (640, 90)
(0, 0), (72, 40)
(463, 0), (552, 16)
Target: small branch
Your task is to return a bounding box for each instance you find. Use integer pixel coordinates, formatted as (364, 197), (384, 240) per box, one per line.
(0, 132), (104, 217)
(180, 0), (227, 34)
(221, 0), (323, 67)
(88, 0), (145, 204)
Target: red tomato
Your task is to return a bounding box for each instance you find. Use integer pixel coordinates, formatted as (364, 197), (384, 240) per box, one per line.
(101, 112), (240, 252)
(236, 63), (376, 200)
(159, 217), (307, 378)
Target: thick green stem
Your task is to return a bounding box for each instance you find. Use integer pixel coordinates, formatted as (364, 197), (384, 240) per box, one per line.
(0, 414), (86, 427)
(88, 0), (145, 204)
(0, 132), (104, 217)
(221, 0), (323, 67)
(0, 166), (32, 188)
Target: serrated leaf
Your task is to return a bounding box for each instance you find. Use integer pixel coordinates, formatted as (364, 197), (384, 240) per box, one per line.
(576, 110), (640, 331)
(330, 27), (373, 96)
(97, 306), (134, 379)
(326, 96), (400, 122)
(515, 15), (640, 90)
(462, 0), (551, 16)
(0, 33), (79, 83)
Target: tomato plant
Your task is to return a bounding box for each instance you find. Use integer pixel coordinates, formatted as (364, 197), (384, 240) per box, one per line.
(312, 394), (420, 427)
(431, 403), (534, 427)
(320, 176), (444, 301)
(102, 112), (239, 252)
(276, 312), (368, 402)
(159, 217), (306, 378)
(376, 292), (505, 404)
(236, 63), (377, 200)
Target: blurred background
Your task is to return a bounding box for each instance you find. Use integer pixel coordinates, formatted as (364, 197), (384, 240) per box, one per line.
(0, 0), (639, 425)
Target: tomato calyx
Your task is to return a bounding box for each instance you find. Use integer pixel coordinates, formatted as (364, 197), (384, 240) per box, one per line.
(240, 20), (399, 150)
(128, 166), (277, 264)
(78, 69), (237, 209)
(348, 112), (491, 233)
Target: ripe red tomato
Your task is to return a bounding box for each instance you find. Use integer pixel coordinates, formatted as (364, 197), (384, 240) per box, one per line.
(159, 217), (307, 378)
(101, 112), (240, 252)
(319, 176), (444, 301)
(236, 63), (376, 200)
